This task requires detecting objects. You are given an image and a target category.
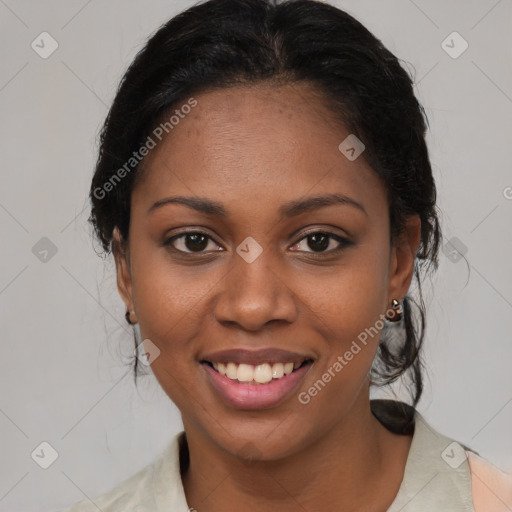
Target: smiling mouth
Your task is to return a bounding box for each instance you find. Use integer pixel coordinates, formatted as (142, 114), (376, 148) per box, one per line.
(201, 359), (314, 385)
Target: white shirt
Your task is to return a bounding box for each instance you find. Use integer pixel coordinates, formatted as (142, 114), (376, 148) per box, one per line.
(57, 400), (512, 512)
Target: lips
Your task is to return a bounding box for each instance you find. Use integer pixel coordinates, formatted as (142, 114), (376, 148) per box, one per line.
(200, 348), (314, 409)
(201, 347), (312, 366)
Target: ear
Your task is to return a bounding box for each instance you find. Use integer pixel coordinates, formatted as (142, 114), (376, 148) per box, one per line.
(113, 227), (136, 322)
(387, 215), (422, 303)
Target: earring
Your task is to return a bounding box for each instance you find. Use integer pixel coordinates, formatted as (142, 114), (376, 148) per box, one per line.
(386, 298), (403, 322)
(125, 309), (135, 325)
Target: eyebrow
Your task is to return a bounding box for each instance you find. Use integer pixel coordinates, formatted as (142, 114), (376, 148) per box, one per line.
(148, 193), (367, 217)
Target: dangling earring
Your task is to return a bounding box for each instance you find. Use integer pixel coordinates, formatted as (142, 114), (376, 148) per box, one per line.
(125, 309), (135, 325)
(386, 298), (403, 322)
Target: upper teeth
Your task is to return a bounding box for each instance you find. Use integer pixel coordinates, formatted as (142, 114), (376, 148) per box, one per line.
(212, 362), (301, 384)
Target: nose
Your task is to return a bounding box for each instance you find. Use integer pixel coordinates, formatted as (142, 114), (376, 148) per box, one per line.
(213, 246), (299, 332)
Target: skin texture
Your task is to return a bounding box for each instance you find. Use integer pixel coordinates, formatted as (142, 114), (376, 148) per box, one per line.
(114, 82), (421, 512)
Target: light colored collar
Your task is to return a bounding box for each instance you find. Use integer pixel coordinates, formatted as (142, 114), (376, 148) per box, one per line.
(131, 401), (476, 511)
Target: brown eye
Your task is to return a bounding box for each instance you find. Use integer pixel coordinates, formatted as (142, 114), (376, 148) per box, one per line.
(290, 231), (351, 255)
(164, 231), (223, 253)
(306, 233), (330, 251)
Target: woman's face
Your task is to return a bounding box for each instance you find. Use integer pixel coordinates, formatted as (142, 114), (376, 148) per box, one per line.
(115, 83), (420, 459)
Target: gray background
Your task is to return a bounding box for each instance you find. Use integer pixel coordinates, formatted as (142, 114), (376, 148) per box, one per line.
(0, 1), (511, 511)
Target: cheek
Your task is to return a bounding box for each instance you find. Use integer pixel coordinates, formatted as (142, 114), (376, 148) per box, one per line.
(304, 242), (390, 340)
(295, 299), (386, 427)
(132, 264), (212, 349)
(132, 286), (204, 413)
(127, 245), (229, 407)
(298, 244), (389, 397)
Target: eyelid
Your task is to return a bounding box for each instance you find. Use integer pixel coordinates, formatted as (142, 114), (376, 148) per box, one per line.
(294, 226), (350, 241)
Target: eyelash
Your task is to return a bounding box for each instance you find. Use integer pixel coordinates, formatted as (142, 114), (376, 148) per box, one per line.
(163, 229), (351, 259)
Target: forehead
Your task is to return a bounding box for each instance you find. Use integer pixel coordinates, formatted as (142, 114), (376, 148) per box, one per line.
(133, 83), (385, 220)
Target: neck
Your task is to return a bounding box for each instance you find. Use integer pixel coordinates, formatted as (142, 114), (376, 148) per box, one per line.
(181, 391), (411, 512)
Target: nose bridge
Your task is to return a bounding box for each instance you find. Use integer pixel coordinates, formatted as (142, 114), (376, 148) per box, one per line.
(213, 237), (297, 330)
